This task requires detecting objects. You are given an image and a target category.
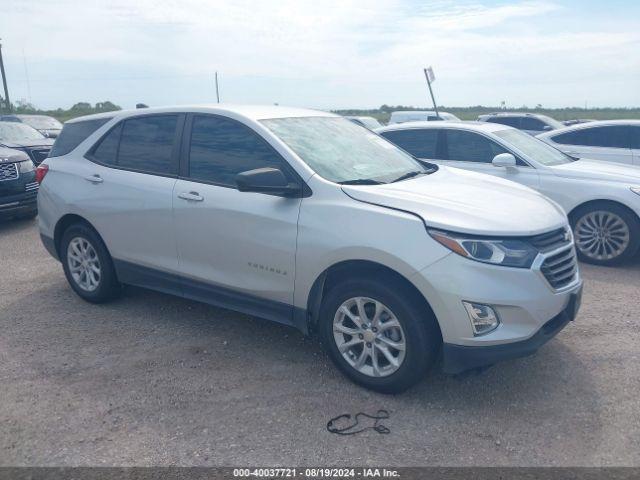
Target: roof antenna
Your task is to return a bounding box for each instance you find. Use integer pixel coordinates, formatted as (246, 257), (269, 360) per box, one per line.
(136, 103), (148, 109)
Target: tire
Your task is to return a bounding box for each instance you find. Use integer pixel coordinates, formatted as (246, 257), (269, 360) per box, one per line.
(60, 223), (121, 303)
(319, 278), (440, 394)
(570, 203), (640, 266)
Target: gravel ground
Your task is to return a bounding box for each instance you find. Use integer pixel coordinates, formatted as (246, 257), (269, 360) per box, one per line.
(0, 218), (639, 467)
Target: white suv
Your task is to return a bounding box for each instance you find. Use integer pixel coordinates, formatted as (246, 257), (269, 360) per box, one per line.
(377, 121), (640, 265)
(37, 105), (582, 393)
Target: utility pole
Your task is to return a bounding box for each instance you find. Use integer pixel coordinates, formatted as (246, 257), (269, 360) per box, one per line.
(0, 39), (11, 113)
(215, 71), (220, 103)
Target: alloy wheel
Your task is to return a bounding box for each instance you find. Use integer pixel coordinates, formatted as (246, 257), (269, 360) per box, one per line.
(574, 210), (630, 262)
(67, 237), (102, 292)
(333, 296), (406, 378)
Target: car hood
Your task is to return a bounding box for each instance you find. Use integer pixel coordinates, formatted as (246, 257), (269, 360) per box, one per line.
(341, 166), (567, 236)
(551, 159), (640, 183)
(0, 138), (55, 149)
(0, 147), (30, 163)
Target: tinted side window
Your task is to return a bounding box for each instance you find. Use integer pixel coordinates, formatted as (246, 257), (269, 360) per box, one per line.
(90, 123), (122, 165)
(188, 115), (284, 186)
(380, 129), (440, 159)
(553, 126), (630, 148)
(49, 118), (111, 157)
(630, 126), (640, 149)
(487, 117), (520, 128)
(118, 115), (179, 174)
(520, 117), (547, 131)
(445, 130), (508, 163)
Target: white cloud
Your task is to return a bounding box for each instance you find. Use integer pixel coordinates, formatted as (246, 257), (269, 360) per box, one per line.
(0, 0), (638, 108)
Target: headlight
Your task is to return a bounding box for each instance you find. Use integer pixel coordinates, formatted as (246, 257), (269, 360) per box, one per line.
(18, 160), (35, 173)
(429, 230), (539, 268)
(631, 187), (640, 197)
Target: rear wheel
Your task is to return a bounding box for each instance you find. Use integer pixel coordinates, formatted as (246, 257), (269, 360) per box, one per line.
(319, 278), (440, 393)
(60, 224), (121, 303)
(571, 203), (640, 266)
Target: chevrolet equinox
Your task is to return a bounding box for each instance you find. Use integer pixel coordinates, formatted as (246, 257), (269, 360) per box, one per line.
(37, 105), (583, 393)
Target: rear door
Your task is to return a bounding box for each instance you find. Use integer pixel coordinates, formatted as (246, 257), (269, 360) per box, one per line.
(82, 114), (183, 275)
(549, 126), (633, 164)
(172, 114), (302, 323)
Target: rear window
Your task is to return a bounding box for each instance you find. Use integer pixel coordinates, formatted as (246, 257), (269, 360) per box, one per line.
(380, 129), (441, 159)
(487, 117), (520, 128)
(49, 118), (111, 157)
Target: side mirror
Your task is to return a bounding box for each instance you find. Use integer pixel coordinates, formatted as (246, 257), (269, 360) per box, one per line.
(236, 167), (301, 197)
(492, 153), (517, 168)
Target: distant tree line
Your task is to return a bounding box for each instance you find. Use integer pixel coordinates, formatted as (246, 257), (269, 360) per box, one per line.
(0, 97), (121, 122)
(1, 97), (638, 124)
(333, 105), (640, 123)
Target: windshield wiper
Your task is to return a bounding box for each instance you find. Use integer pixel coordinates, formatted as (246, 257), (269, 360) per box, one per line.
(390, 170), (426, 183)
(339, 179), (385, 185)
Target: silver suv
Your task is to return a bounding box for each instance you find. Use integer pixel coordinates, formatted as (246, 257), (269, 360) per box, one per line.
(37, 105), (583, 393)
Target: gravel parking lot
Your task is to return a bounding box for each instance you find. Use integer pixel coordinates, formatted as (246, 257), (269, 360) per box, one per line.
(1, 218), (639, 467)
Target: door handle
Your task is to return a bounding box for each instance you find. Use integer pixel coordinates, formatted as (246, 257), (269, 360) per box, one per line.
(178, 191), (204, 202)
(84, 174), (103, 184)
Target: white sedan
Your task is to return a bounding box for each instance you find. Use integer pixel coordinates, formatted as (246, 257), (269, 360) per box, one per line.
(537, 120), (640, 166)
(377, 121), (640, 265)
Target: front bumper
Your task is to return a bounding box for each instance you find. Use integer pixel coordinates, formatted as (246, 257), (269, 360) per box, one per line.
(442, 286), (582, 373)
(411, 244), (582, 373)
(0, 191), (38, 219)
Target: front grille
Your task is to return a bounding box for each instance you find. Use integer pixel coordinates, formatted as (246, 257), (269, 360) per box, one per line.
(541, 247), (578, 289)
(28, 148), (51, 165)
(0, 162), (18, 181)
(531, 228), (570, 252)
(25, 182), (39, 193)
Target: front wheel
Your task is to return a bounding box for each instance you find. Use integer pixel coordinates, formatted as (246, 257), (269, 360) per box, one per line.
(319, 278), (440, 393)
(571, 203), (640, 266)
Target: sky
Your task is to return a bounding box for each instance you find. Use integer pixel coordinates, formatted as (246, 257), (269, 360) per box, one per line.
(0, 0), (639, 111)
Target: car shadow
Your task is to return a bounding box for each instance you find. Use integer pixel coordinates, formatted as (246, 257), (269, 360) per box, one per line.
(0, 215), (37, 234)
(0, 279), (606, 465)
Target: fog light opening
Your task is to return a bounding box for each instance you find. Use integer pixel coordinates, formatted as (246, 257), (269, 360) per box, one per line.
(462, 301), (500, 336)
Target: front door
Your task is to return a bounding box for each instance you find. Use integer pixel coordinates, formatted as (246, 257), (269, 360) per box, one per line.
(435, 129), (541, 190)
(173, 114), (301, 324)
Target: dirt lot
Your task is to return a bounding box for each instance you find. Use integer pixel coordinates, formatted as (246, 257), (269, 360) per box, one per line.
(0, 218), (639, 467)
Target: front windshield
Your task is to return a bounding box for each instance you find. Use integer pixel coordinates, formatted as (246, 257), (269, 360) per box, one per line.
(20, 115), (63, 130)
(261, 116), (430, 184)
(0, 122), (46, 142)
(494, 128), (573, 166)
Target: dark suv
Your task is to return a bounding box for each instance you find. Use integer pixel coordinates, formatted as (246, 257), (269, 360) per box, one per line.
(0, 147), (38, 220)
(0, 121), (54, 165)
(477, 112), (564, 136)
(0, 114), (63, 138)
